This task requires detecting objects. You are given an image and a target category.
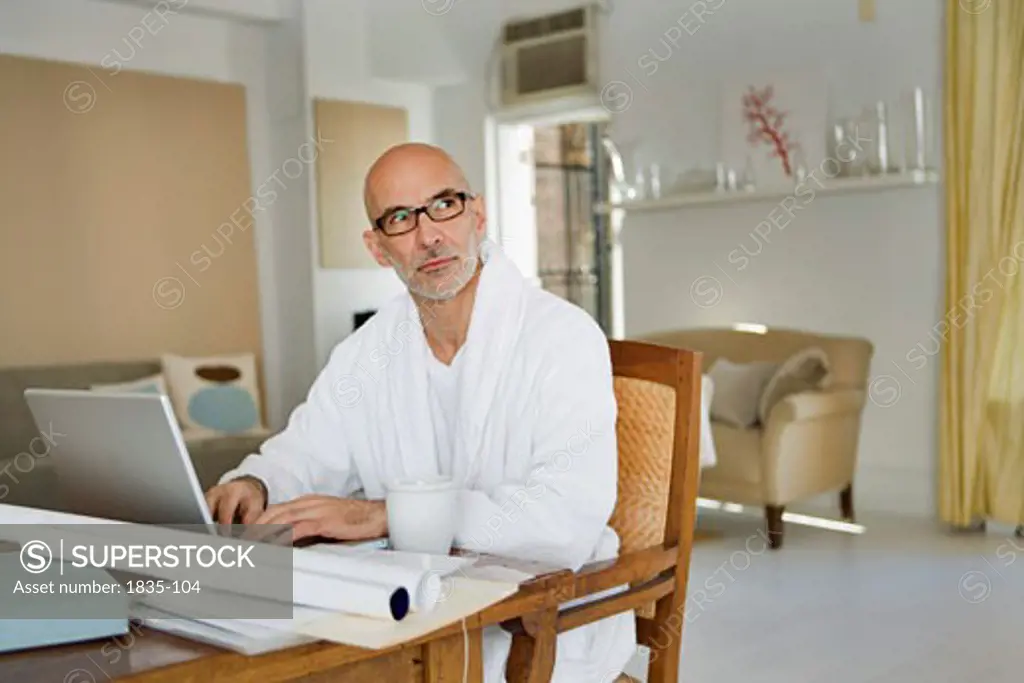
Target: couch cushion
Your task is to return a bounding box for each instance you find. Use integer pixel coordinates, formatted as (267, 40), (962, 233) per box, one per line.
(704, 422), (762, 486)
(90, 373), (169, 396)
(187, 435), (268, 491)
(0, 360), (161, 463)
(161, 353), (267, 440)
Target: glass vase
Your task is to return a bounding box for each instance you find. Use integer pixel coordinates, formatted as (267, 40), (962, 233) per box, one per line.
(903, 87), (936, 172)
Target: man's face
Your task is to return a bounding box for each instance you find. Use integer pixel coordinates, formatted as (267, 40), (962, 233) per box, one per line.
(364, 155), (487, 301)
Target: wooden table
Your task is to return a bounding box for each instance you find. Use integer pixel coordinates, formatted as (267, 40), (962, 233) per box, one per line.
(0, 566), (574, 682)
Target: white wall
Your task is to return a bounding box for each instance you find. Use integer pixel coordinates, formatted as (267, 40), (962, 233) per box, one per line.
(0, 0), (314, 429)
(431, 0), (946, 517)
(301, 0), (437, 367)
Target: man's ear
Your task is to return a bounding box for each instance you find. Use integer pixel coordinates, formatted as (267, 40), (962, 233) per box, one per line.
(363, 229), (392, 268)
(472, 195), (487, 237)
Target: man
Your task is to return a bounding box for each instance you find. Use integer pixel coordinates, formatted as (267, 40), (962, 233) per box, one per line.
(206, 143), (636, 682)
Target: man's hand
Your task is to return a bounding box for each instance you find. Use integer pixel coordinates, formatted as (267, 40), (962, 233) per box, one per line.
(205, 477), (267, 525)
(251, 496), (387, 543)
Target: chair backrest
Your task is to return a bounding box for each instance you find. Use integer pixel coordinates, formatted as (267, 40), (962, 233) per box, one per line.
(638, 326), (873, 391)
(607, 339), (703, 564)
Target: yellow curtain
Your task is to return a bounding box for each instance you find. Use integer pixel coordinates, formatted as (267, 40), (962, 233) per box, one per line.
(940, 0), (1024, 528)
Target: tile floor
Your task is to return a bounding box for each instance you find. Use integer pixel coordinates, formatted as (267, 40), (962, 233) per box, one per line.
(619, 507), (1024, 682)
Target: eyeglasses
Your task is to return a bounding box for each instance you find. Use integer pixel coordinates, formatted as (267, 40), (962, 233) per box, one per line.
(373, 190), (476, 237)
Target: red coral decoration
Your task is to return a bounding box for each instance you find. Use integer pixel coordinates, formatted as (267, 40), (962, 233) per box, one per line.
(742, 85), (799, 177)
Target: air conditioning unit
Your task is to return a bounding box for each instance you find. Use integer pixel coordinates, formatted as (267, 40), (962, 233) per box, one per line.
(499, 4), (600, 107)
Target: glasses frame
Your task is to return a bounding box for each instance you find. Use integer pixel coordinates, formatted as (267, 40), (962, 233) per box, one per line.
(373, 190), (478, 237)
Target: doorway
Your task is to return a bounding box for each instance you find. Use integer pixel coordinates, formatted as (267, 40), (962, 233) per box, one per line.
(490, 115), (618, 335)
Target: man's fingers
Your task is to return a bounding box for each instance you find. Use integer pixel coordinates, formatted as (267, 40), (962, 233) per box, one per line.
(254, 498), (330, 526)
(290, 520), (320, 543)
(217, 491), (241, 525)
(256, 505), (316, 528)
(239, 494), (263, 525)
(204, 489), (221, 516)
(262, 496), (330, 518)
(252, 505), (287, 527)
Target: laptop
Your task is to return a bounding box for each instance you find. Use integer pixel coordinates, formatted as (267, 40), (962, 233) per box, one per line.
(21, 388), (389, 549)
(23, 388), (218, 529)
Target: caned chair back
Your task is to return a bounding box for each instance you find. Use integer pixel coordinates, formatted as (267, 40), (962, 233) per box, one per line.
(607, 339), (703, 617)
(608, 373), (677, 553)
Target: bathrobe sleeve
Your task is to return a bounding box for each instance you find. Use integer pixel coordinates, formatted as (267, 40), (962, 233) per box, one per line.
(218, 349), (360, 506)
(455, 310), (619, 570)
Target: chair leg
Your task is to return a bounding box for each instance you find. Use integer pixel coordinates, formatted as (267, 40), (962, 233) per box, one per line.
(765, 505), (784, 550)
(839, 483), (855, 522)
(646, 591), (686, 682)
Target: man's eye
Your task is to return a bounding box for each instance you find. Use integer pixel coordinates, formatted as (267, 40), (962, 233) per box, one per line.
(388, 210), (411, 224)
(432, 198), (454, 211)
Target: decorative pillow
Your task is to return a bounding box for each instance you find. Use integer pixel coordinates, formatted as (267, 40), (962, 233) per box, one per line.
(706, 358), (779, 428)
(160, 353), (267, 439)
(757, 347), (832, 423)
(91, 373), (169, 396)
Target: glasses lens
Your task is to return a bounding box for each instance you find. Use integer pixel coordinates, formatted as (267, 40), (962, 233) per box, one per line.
(382, 208), (415, 235)
(426, 193), (465, 222)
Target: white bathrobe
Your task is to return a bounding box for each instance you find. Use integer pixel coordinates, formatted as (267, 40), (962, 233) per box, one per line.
(220, 240), (636, 682)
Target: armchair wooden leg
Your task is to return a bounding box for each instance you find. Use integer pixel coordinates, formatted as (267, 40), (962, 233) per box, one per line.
(839, 483), (855, 522)
(765, 505), (784, 550)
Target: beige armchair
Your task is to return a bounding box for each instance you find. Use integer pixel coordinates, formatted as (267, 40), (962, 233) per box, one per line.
(636, 327), (874, 548)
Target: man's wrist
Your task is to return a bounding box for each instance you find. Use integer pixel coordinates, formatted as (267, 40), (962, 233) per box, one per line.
(371, 500), (388, 537)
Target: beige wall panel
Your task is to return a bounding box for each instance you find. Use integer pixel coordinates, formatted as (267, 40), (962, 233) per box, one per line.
(0, 54), (261, 368)
(314, 98), (409, 269)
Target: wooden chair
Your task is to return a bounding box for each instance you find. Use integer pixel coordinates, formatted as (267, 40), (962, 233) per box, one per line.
(504, 339), (703, 683)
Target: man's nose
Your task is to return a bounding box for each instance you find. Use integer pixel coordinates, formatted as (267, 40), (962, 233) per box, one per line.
(416, 214), (444, 246)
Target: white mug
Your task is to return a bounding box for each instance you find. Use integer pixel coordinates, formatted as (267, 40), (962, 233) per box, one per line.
(385, 476), (459, 555)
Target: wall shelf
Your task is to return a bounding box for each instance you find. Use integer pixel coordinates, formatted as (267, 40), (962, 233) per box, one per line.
(593, 169), (940, 215)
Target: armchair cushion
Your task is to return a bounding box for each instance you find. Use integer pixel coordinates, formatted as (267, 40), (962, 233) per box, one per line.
(757, 347), (831, 423)
(706, 358), (778, 428)
(706, 422), (762, 485)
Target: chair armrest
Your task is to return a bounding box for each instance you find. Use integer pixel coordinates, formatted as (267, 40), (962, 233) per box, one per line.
(500, 548), (684, 681)
(499, 545), (677, 637)
(571, 545), (677, 602)
(767, 389), (865, 425)
(762, 389), (867, 504)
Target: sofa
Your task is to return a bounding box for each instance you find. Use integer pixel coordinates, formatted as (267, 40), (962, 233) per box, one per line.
(637, 326), (874, 548)
(0, 360), (268, 511)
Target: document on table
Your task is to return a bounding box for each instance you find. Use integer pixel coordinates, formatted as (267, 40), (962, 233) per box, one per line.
(136, 575), (519, 652)
(293, 576), (519, 650)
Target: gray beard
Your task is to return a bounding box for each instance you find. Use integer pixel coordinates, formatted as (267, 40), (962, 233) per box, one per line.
(394, 233), (483, 301)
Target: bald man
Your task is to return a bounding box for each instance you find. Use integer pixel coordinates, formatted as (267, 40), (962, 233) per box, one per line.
(205, 143), (636, 682)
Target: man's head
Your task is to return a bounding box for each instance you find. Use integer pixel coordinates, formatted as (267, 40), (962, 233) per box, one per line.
(363, 143), (486, 301)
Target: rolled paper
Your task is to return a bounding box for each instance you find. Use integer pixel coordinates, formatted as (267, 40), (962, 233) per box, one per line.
(292, 546), (458, 614)
(293, 571), (410, 621)
(136, 579), (410, 625)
